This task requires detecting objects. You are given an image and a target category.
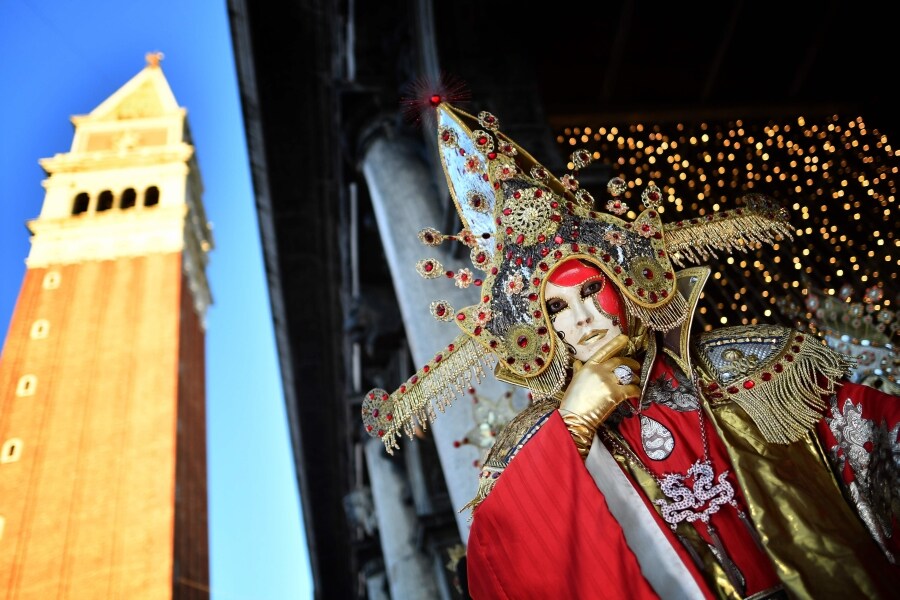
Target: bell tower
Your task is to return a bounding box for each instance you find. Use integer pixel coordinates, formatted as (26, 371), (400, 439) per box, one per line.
(0, 54), (212, 599)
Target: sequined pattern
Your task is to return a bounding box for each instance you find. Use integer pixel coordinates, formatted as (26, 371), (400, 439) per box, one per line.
(826, 395), (900, 562)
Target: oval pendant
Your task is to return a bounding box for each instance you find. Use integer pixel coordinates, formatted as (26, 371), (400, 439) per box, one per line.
(640, 415), (675, 460)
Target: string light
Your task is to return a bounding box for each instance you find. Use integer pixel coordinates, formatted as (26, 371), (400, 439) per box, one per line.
(556, 113), (899, 328)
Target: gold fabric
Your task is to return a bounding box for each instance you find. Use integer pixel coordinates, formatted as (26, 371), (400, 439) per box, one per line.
(708, 402), (895, 599)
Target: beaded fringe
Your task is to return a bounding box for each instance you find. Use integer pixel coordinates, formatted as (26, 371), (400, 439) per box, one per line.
(525, 338), (571, 401)
(379, 334), (495, 454)
(729, 338), (855, 444)
(626, 292), (689, 333)
(663, 207), (795, 267)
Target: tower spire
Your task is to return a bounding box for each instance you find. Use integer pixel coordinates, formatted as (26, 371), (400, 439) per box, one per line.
(145, 51), (164, 68)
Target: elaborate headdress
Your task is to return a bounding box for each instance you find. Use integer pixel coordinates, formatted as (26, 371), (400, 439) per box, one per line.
(363, 101), (793, 452)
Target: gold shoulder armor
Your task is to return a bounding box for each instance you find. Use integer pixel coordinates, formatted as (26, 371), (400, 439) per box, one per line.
(460, 398), (559, 515)
(691, 324), (855, 444)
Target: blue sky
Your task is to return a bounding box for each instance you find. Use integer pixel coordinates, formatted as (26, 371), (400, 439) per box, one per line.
(0, 1), (312, 598)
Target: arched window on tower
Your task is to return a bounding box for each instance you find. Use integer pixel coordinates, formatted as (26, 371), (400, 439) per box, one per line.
(120, 188), (137, 209)
(1, 439), (23, 464)
(144, 185), (160, 207)
(97, 190), (114, 212)
(72, 192), (89, 215)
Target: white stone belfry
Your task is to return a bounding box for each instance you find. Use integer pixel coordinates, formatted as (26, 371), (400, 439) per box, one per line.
(31, 55), (214, 322)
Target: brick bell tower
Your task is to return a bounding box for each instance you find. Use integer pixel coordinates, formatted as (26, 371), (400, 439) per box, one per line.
(0, 54), (212, 598)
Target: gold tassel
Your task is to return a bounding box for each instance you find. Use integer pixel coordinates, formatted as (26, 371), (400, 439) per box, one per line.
(663, 207), (795, 268)
(458, 470), (502, 520)
(374, 334), (496, 454)
(625, 292), (689, 333)
(726, 336), (855, 444)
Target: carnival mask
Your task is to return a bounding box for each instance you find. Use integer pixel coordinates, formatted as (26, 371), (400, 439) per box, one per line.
(545, 260), (626, 363)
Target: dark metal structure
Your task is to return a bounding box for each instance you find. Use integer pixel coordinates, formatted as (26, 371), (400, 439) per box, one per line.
(227, 1), (897, 596)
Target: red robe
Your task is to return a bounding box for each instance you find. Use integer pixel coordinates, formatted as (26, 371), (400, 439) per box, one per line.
(466, 369), (899, 599)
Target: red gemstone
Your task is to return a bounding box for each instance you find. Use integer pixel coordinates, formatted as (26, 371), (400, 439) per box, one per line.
(553, 250), (563, 259)
(624, 277), (634, 286)
(796, 335), (804, 342)
(743, 380), (755, 390)
(523, 364), (532, 372)
(516, 234), (525, 245)
(653, 232), (662, 239)
(429, 94), (442, 106)
(785, 354), (794, 362)
(456, 313), (466, 321)
(792, 345), (801, 353)
(664, 272), (674, 280)
(529, 293), (539, 301)
(506, 357), (515, 364)
(448, 343), (455, 351)
(707, 382), (719, 391)
(540, 247), (550, 257)
(537, 326), (548, 335)
(474, 279), (483, 286)
(435, 304), (446, 316)
(762, 372), (772, 381)
(488, 152), (497, 160)
(537, 234), (546, 243)
(539, 262), (549, 271)
(602, 254), (611, 262)
(727, 386), (739, 394)
(541, 344), (551, 353)
(660, 290), (668, 298)
(513, 191), (521, 199)
(641, 224), (651, 232)
(550, 201), (559, 209)
(477, 136), (488, 145)
(377, 429), (385, 437)
(642, 268), (654, 279)
(515, 257), (523, 265)
(476, 252), (486, 263)
(410, 375), (419, 384)
(588, 246), (596, 254)
(424, 262), (434, 272)
(535, 189), (543, 197)
(399, 385), (407, 393)
(535, 357), (545, 367)
(774, 363), (784, 373)
(366, 425), (373, 432)
(435, 354), (443, 362)
(649, 292), (658, 302)
(571, 243), (579, 252)
(445, 271), (454, 278)
(614, 266), (622, 274)
(423, 365), (430, 373)
(637, 289), (646, 297)
(474, 326), (482, 335)
(517, 335), (529, 348)
(533, 310), (542, 318)
(489, 340), (498, 348)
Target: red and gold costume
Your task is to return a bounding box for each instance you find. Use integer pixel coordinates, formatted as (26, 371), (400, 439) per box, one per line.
(361, 100), (900, 599)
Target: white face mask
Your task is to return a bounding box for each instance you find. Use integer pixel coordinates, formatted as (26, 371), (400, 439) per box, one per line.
(545, 277), (624, 363)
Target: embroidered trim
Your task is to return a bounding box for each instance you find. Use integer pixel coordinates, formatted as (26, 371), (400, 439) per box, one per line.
(825, 394), (900, 563)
